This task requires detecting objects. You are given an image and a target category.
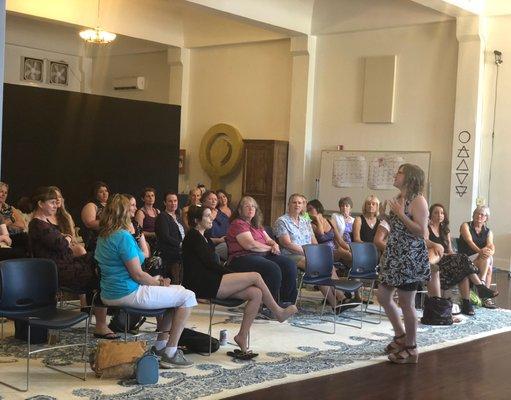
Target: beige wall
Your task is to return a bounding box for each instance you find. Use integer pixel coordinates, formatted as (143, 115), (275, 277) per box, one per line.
(309, 21), (458, 208)
(91, 51), (171, 104)
(180, 39), (292, 202)
(480, 15), (511, 268)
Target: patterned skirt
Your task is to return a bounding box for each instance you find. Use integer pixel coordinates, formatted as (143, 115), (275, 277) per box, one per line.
(438, 253), (479, 290)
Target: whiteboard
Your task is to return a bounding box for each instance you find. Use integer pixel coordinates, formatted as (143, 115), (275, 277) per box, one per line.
(318, 150), (431, 213)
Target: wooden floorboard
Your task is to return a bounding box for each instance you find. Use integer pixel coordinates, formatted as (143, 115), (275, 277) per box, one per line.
(230, 271), (511, 400)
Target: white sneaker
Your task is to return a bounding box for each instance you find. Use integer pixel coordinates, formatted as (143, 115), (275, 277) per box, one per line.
(159, 349), (193, 369)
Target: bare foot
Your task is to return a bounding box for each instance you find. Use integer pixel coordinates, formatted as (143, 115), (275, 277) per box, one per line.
(276, 305), (298, 322)
(234, 333), (249, 353)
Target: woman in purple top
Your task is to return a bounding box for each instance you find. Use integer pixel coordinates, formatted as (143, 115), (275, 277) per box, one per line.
(226, 196), (297, 304)
(135, 187), (160, 250)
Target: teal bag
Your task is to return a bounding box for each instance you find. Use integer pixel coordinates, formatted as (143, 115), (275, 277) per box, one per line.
(135, 351), (159, 385)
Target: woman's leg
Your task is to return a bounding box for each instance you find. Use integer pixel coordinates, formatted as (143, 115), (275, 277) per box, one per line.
(217, 272), (298, 322)
(376, 283), (405, 337)
(475, 256), (491, 286)
(230, 286), (261, 352)
(266, 254), (298, 303)
(229, 255), (282, 301)
(396, 289), (418, 348)
(458, 277), (470, 300)
(427, 269), (441, 298)
(156, 306), (193, 349)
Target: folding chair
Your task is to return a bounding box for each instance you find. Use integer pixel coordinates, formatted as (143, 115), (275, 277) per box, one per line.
(348, 242), (383, 324)
(294, 244), (363, 334)
(0, 258), (90, 392)
(207, 298), (246, 355)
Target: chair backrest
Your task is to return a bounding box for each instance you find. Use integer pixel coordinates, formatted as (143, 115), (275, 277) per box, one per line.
(0, 258), (58, 311)
(302, 244), (334, 279)
(264, 225), (277, 242)
(349, 242), (379, 277)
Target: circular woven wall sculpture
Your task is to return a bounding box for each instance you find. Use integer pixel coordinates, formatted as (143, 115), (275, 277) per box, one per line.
(199, 123), (244, 189)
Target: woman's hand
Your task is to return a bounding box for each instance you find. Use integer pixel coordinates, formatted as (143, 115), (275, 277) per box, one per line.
(388, 197), (405, 218)
(269, 241), (280, 255)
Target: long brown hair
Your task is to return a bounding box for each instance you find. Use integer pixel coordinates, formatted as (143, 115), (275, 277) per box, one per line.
(429, 203), (450, 250)
(99, 194), (131, 237)
(400, 163), (425, 200)
(48, 186), (75, 236)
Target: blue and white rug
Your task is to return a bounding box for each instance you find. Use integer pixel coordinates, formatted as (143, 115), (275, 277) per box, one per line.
(1, 302), (511, 400)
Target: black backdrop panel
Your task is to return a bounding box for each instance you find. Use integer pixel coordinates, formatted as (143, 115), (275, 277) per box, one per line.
(2, 83), (181, 221)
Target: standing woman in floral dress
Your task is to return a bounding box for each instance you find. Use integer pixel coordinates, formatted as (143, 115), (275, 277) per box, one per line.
(377, 164), (430, 364)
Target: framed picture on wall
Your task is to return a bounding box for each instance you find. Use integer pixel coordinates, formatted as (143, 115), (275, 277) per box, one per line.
(179, 149), (186, 174)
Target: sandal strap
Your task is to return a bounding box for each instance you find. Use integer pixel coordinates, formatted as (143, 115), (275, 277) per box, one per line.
(394, 346), (416, 360)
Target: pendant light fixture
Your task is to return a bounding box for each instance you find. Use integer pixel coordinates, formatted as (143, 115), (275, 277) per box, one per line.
(79, 0), (116, 44)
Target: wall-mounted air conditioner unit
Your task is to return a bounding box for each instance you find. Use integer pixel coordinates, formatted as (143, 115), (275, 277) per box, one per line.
(112, 76), (145, 90)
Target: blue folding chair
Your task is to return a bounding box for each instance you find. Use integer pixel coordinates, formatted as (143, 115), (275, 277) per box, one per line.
(348, 242), (383, 324)
(0, 258), (90, 392)
(294, 244), (364, 334)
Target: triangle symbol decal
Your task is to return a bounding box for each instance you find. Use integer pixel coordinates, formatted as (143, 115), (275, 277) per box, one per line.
(457, 146), (470, 158)
(456, 172), (468, 185)
(456, 159), (469, 171)
(455, 186), (468, 197)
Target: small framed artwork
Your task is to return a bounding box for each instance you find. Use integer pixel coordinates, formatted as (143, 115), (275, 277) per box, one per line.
(179, 149), (186, 174)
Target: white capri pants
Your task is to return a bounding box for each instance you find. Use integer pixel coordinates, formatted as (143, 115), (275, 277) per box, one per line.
(102, 284), (197, 309)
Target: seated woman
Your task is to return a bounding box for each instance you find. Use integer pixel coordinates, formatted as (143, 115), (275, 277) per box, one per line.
(202, 190), (229, 261)
(427, 203), (497, 315)
(182, 205), (297, 357)
(81, 181), (109, 252)
(155, 191), (184, 283)
(28, 186), (115, 339)
(95, 194), (197, 368)
(457, 205), (497, 309)
(226, 196), (298, 305)
(126, 194), (150, 258)
(216, 189), (233, 218)
(48, 186), (86, 258)
(353, 195), (381, 243)
(307, 199), (352, 265)
(181, 188), (202, 233)
(0, 182), (28, 252)
(331, 197), (355, 245)
(135, 187), (160, 250)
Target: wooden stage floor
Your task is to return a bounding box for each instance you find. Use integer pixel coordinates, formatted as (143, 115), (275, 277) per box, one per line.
(232, 270), (511, 400)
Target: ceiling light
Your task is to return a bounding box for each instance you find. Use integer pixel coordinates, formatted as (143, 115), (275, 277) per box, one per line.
(79, 0), (116, 44)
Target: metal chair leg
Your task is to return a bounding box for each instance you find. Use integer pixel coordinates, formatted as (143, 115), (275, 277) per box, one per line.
(208, 302), (216, 356)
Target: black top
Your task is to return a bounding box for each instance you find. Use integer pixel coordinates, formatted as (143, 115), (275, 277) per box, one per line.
(182, 228), (231, 299)
(359, 215), (380, 243)
(428, 225), (448, 252)
(83, 200), (104, 252)
(457, 221), (490, 256)
(155, 211), (183, 263)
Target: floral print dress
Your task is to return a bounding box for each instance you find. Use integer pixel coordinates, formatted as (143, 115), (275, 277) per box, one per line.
(379, 199), (430, 287)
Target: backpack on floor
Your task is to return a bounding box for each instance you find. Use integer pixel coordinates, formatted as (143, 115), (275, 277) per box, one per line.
(421, 296), (453, 326)
(108, 309), (146, 334)
(178, 328), (220, 354)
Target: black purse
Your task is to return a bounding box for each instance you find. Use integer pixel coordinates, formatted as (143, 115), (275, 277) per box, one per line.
(421, 296), (453, 325)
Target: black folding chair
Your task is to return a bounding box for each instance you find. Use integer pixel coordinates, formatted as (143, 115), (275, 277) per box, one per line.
(0, 258), (90, 392)
(207, 298), (246, 355)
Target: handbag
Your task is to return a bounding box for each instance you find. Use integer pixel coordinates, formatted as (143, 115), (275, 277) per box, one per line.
(178, 328), (220, 354)
(90, 340), (146, 378)
(421, 296), (453, 326)
(135, 351), (159, 385)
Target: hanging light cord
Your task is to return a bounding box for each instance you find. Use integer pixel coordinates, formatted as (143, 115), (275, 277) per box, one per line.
(487, 54), (502, 207)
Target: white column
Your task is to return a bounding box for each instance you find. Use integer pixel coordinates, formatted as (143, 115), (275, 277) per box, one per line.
(287, 35), (317, 200)
(448, 16), (486, 231)
(167, 47), (192, 192)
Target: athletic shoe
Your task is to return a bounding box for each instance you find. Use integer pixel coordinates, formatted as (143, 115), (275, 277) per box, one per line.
(159, 349), (193, 369)
(150, 345), (165, 360)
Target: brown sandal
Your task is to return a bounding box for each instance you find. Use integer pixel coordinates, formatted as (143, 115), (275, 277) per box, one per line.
(388, 345), (418, 364)
(384, 333), (405, 354)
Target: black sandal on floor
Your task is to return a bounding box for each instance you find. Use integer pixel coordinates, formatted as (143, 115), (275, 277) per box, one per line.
(461, 299), (475, 316)
(227, 350), (259, 360)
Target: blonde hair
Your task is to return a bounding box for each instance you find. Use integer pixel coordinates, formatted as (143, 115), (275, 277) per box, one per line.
(473, 205), (490, 219)
(288, 193), (307, 215)
(99, 194), (132, 237)
(362, 194), (380, 217)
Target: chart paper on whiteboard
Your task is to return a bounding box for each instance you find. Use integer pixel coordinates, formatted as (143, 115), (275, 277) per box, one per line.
(368, 156), (404, 189)
(332, 156), (367, 188)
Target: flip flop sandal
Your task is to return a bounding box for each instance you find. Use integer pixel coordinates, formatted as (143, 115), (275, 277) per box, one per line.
(93, 332), (121, 340)
(227, 350), (259, 360)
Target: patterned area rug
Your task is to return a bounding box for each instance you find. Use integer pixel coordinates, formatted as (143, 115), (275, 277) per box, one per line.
(1, 301), (511, 400)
